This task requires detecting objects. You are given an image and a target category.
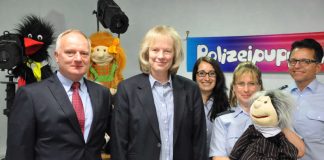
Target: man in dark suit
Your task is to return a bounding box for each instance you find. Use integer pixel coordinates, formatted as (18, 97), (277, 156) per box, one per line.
(111, 25), (207, 160)
(6, 29), (112, 160)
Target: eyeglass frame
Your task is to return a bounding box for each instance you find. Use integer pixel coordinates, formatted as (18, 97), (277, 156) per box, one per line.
(235, 82), (259, 88)
(196, 70), (217, 78)
(287, 58), (318, 67)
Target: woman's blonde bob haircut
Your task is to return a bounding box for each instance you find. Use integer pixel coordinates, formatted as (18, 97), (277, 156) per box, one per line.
(138, 25), (183, 74)
(229, 61), (264, 107)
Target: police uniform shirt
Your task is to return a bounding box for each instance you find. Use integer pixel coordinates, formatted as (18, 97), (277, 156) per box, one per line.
(287, 79), (324, 160)
(209, 105), (251, 157)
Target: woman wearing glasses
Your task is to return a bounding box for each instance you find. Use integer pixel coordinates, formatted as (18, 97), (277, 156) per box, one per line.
(209, 62), (304, 160)
(192, 56), (230, 158)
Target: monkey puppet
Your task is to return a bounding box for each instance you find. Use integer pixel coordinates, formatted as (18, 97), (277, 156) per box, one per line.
(87, 31), (126, 95)
(230, 90), (298, 160)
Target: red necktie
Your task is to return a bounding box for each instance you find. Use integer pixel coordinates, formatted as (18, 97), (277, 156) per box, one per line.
(71, 82), (85, 134)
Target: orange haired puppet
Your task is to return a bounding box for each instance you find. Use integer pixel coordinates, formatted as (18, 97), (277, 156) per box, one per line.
(87, 31), (126, 95)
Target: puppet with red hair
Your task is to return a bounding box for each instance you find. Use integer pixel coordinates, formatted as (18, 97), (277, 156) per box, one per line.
(87, 31), (126, 95)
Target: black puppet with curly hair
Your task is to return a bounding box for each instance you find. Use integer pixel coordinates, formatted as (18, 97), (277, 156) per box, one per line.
(13, 15), (55, 87)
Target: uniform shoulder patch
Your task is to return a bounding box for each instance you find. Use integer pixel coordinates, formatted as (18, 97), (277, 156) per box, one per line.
(278, 85), (288, 90)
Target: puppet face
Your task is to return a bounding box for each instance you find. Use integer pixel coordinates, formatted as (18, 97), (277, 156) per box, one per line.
(250, 96), (278, 127)
(91, 45), (114, 64)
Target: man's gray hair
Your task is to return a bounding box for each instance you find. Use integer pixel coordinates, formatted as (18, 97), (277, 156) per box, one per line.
(55, 29), (91, 51)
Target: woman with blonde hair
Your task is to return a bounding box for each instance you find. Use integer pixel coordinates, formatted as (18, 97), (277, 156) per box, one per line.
(209, 62), (304, 160)
(111, 25), (207, 160)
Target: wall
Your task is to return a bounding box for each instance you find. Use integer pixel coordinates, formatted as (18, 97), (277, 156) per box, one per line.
(0, 0), (324, 156)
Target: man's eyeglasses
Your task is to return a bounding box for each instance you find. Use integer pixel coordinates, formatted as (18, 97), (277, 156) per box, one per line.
(196, 71), (216, 78)
(288, 58), (318, 67)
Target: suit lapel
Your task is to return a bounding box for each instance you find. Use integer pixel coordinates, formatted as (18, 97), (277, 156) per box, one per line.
(47, 75), (84, 139)
(137, 74), (161, 141)
(172, 75), (186, 145)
